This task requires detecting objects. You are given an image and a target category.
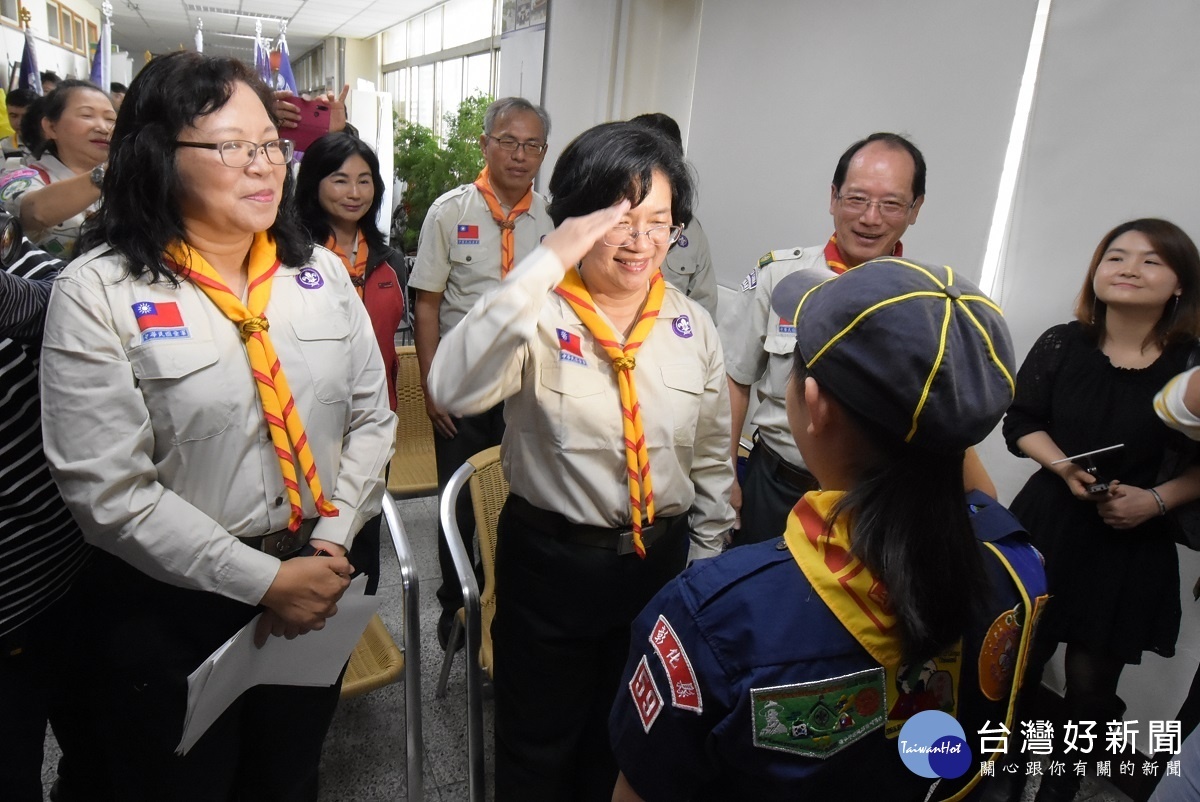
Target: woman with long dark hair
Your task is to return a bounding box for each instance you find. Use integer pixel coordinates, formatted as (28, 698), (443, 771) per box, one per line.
(0, 79), (114, 256)
(999, 218), (1200, 802)
(296, 132), (405, 593)
(610, 258), (1046, 800)
(39, 52), (395, 798)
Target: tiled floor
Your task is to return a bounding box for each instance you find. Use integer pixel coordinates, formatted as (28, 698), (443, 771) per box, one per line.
(40, 493), (1138, 802)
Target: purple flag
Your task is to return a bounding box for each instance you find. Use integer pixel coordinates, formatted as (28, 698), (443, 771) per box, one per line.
(18, 28), (41, 97)
(275, 36), (297, 95)
(253, 37), (272, 84)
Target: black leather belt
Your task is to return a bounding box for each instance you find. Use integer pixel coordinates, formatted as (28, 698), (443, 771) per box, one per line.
(509, 494), (685, 556)
(239, 518), (317, 558)
(753, 430), (819, 493)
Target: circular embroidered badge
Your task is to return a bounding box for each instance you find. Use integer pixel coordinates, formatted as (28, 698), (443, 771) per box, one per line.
(978, 606), (1021, 701)
(297, 267), (324, 289)
(678, 235), (689, 248)
(672, 315), (693, 338)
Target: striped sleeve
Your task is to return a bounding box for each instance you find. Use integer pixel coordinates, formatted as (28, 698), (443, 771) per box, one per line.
(0, 239), (63, 342)
(1154, 367), (1200, 441)
(0, 236), (85, 638)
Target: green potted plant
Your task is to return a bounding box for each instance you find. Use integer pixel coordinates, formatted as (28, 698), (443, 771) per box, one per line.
(394, 93), (492, 253)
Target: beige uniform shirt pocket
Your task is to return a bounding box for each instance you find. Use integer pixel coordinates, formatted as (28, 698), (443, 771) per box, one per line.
(538, 366), (610, 451)
(128, 340), (235, 444)
(291, 315), (353, 404)
(659, 363), (706, 446)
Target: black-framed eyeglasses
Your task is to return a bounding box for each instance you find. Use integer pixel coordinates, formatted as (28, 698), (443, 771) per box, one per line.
(835, 192), (915, 220)
(602, 224), (684, 248)
(174, 138), (295, 168)
(486, 135), (548, 155)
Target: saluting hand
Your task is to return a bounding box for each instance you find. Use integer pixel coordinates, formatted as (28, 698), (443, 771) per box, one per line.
(543, 200), (632, 271)
(255, 554), (354, 647)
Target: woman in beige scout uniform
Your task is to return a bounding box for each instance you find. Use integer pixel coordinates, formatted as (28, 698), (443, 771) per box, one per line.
(39, 53), (394, 799)
(429, 121), (735, 801)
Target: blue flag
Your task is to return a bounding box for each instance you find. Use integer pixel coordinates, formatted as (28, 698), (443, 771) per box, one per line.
(89, 38), (102, 86)
(275, 36), (298, 95)
(18, 27), (41, 97)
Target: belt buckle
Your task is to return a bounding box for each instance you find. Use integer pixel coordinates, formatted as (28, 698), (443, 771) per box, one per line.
(262, 529), (303, 557)
(616, 530), (634, 556)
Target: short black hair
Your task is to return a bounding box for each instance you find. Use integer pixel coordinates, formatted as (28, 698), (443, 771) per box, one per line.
(296, 132), (387, 256)
(547, 121), (693, 229)
(832, 132), (926, 199)
(21, 79), (107, 159)
(110, 82), (128, 94)
(77, 52), (312, 283)
(6, 88), (36, 109)
(40, 70), (60, 83)
(629, 113), (682, 149)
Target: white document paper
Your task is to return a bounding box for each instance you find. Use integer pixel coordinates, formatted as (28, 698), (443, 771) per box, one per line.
(177, 575), (380, 755)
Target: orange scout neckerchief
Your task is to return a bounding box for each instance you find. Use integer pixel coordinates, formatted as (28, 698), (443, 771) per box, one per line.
(167, 233), (339, 532)
(554, 267), (665, 558)
(823, 234), (903, 275)
(473, 165), (533, 277)
(325, 230), (368, 299)
(785, 490), (902, 666)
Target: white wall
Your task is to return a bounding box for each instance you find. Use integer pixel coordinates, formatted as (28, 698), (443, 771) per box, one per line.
(540, 0), (702, 190)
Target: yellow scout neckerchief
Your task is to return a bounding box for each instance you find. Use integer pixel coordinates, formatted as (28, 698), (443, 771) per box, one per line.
(785, 490), (964, 736)
(554, 267), (665, 557)
(167, 233), (339, 532)
(473, 165), (533, 278)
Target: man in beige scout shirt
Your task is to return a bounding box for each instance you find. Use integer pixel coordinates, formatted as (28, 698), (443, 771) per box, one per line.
(409, 96), (555, 649)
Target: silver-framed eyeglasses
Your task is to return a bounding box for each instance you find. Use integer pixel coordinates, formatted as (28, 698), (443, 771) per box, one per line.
(836, 192), (915, 220)
(486, 135), (548, 155)
(603, 224), (685, 248)
(174, 138), (295, 167)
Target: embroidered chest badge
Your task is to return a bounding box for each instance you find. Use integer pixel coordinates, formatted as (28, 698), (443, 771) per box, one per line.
(457, 224), (480, 245)
(297, 267), (324, 289)
(556, 328), (587, 366)
(628, 655), (664, 733)
(649, 615), (702, 713)
(132, 301), (190, 341)
(978, 605), (1023, 702)
(750, 667), (886, 758)
(672, 315), (693, 339)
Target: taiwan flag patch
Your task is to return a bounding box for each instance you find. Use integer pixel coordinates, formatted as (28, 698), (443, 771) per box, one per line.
(132, 301), (189, 341)
(457, 224), (480, 245)
(556, 328), (586, 366)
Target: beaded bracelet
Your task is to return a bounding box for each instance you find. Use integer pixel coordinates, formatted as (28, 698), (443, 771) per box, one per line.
(1149, 486), (1168, 517)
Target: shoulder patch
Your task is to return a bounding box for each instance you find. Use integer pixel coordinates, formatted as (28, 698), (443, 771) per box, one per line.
(740, 268), (758, 292)
(628, 655), (665, 733)
(751, 666), (886, 758)
(760, 247), (806, 269)
(649, 615), (703, 713)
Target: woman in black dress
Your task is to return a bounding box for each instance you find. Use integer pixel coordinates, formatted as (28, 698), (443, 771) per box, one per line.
(1001, 218), (1200, 802)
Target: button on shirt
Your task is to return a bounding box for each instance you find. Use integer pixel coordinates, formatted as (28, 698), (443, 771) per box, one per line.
(723, 245), (834, 468)
(40, 246), (396, 606)
(428, 247), (735, 558)
(408, 182), (554, 336)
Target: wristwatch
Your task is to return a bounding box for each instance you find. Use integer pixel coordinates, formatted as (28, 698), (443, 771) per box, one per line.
(90, 164), (105, 189)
